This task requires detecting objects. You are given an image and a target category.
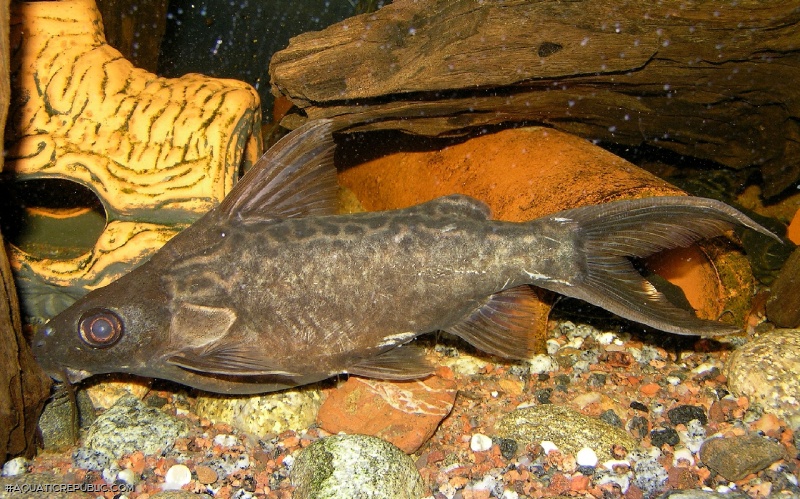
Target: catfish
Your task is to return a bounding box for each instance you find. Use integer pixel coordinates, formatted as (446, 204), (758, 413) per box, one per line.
(32, 120), (779, 394)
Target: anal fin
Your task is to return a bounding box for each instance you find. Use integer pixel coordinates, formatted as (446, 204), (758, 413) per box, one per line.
(347, 345), (434, 380)
(446, 286), (543, 359)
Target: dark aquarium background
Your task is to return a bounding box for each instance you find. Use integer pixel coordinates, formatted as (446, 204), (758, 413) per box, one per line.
(157, 0), (374, 117)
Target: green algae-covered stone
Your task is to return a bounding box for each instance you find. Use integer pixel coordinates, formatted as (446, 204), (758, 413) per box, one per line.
(292, 434), (425, 498)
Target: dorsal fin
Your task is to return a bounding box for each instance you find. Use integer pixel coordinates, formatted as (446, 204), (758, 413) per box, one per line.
(407, 194), (492, 220)
(446, 286), (542, 359)
(217, 119), (339, 222)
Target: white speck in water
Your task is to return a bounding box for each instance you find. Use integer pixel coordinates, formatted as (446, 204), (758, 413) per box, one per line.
(212, 38), (223, 56)
(580, 37), (590, 46)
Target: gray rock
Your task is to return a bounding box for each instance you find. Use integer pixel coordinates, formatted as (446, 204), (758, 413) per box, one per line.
(631, 450), (668, 497)
(667, 405), (707, 426)
(495, 404), (637, 460)
(71, 447), (111, 471)
(82, 394), (187, 459)
(291, 434), (425, 498)
(725, 329), (800, 426)
(699, 434), (785, 481)
(37, 386), (96, 450)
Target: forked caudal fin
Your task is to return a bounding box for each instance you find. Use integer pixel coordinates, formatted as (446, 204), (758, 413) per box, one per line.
(542, 196), (781, 336)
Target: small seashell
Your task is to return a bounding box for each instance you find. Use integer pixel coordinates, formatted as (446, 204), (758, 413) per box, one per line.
(162, 464), (192, 490)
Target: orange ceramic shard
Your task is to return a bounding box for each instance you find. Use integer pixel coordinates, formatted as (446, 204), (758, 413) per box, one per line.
(788, 209), (800, 245)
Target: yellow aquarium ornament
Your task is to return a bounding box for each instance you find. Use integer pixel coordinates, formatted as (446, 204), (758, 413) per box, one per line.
(4, 0), (262, 319)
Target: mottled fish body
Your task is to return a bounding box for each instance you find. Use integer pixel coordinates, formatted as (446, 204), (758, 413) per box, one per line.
(33, 120), (779, 394)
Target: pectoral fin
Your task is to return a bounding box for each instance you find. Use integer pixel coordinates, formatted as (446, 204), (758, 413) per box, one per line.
(347, 345), (434, 380)
(446, 286), (543, 359)
(170, 302), (237, 349)
(168, 343), (299, 377)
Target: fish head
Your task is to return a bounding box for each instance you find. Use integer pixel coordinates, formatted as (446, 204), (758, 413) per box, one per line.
(32, 262), (171, 385)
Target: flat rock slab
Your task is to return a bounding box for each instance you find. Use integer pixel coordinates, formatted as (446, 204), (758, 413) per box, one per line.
(316, 371), (457, 454)
(699, 434), (785, 482)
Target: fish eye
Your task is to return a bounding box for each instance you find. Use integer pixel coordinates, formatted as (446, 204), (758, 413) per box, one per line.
(78, 308), (123, 348)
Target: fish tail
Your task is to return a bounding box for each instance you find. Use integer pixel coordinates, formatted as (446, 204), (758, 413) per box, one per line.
(543, 196), (781, 336)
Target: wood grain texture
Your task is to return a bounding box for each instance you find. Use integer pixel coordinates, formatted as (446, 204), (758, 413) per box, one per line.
(0, 0), (51, 465)
(270, 0), (800, 197)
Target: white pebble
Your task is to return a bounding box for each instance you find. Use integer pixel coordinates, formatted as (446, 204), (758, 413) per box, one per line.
(117, 468), (137, 486)
(540, 440), (559, 454)
(672, 447), (694, 466)
(602, 458), (631, 470)
(565, 337), (584, 349)
(576, 447), (598, 467)
(162, 464), (192, 490)
(470, 433), (493, 452)
(595, 331), (616, 345)
(546, 339), (561, 355)
(213, 434), (238, 447)
(692, 362), (719, 375)
(528, 354), (558, 374)
(1, 457), (28, 477)
(502, 490), (520, 499)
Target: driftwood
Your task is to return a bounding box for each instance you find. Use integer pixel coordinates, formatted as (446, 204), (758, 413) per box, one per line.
(0, 0), (51, 464)
(270, 0), (800, 198)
